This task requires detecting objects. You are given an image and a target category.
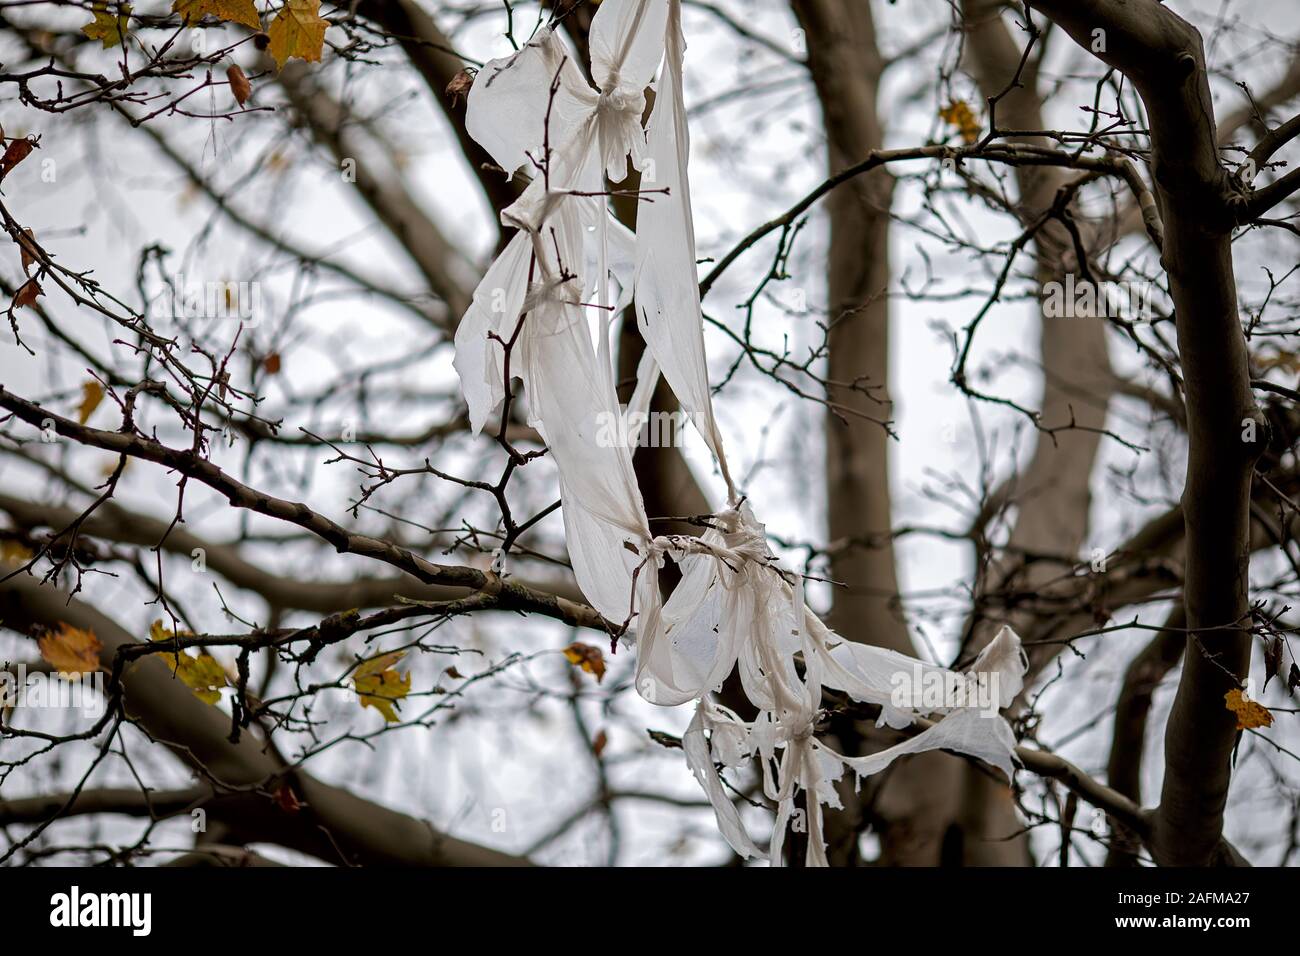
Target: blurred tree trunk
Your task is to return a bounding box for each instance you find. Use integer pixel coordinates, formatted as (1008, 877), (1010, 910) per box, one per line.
(794, 0), (967, 867)
(952, 0), (1118, 866)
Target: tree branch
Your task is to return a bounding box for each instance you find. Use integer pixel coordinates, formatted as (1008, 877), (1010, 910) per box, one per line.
(0, 386), (613, 635)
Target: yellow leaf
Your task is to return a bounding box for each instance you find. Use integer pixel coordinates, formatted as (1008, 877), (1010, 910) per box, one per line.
(150, 619), (227, 705)
(354, 649), (404, 679)
(939, 99), (981, 145)
(172, 0), (261, 30)
(82, 2), (132, 48)
(562, 642), (605, 683)
(0, 539), (34, 565)
(176, 654), (228, 704)
(77, 380), (105, 425)
(353, 650), (410, 722)
(268, 0), (328, 69)
(38, 623), (102, 675)
(1225, 688), (1273, 730)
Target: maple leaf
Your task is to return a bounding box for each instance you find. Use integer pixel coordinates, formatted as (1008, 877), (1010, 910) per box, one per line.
(82, 2), (132, 49)
(38, 623), (102, 675)
(227, 64), (252, 107)
(172, 0), (261, 30)
(353, 650), (411, 722)
(176, 654), (228, 704)
(267, 0), (328, 69)
(563, 642), (606, 683)
(939, 99), (981, 145)
(150, 619), (228, 705)
(1225, 688), (1274, 730)
(77, 380), (105, 425)
(13, 278), (42, 311)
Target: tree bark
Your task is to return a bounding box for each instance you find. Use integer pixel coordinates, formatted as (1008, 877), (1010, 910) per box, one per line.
(1025, 0), (1261, 867)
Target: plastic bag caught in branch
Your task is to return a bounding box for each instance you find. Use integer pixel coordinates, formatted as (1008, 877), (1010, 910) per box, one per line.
(589, 0), (668, 179)
(451, 0), (1027, 866)
(466, 27), (592, 182)
(455, 5), (663, 432)
(520, 208), (651, 622)
(634, 0), (735, 496)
